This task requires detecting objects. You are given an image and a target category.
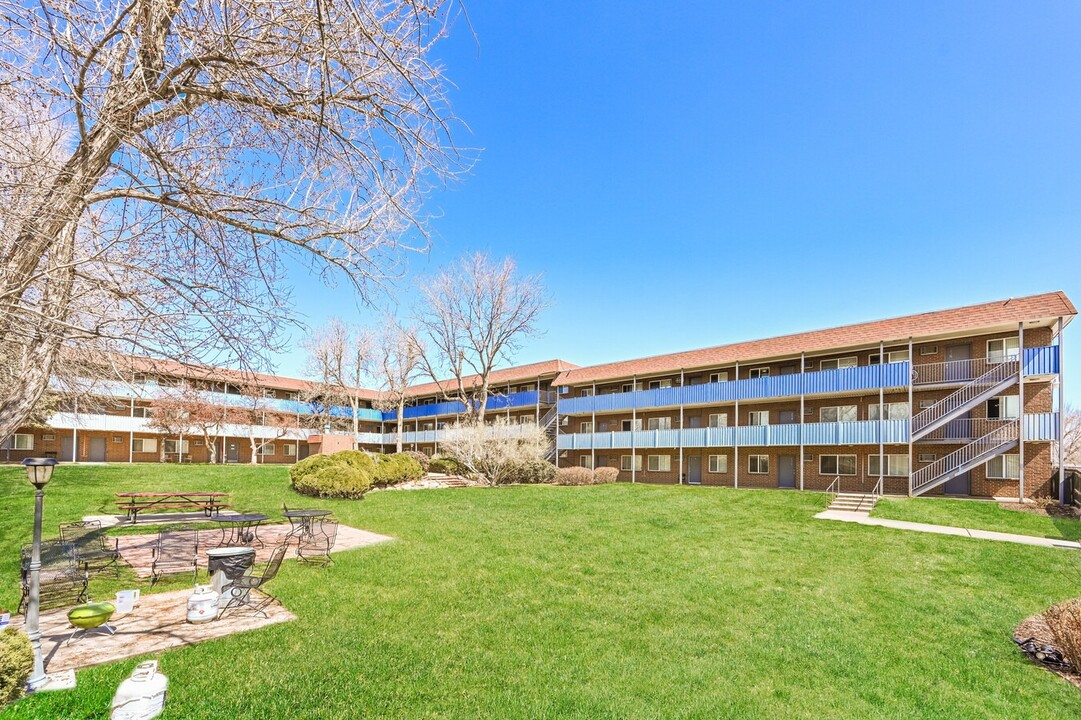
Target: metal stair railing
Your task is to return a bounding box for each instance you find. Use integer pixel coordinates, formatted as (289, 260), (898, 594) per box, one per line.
(918, 418), (1016, 443)
(910, 420), (1018, 496)
(910, 359), (1018, 439)
(825, 476), (841, 494)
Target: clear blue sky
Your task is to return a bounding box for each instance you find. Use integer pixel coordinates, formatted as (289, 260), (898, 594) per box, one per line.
(281, 1), (1081, 402)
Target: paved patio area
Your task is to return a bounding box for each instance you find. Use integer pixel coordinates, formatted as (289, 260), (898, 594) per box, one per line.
(7, 589), (295, 673)
(117, 523), (394, 577)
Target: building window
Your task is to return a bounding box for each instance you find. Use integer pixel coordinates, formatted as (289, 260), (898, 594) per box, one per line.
(708, 454), (728, 473)
(748, 455), (769, 474)
(870, 350), (910, 364)
(748, 367), (770, 379)
(986, 396), (1020, 419)
(986, 454), (1020, 479)
(647, 417), (672, 431)
(580, 455), (593, 469)
(580, 421), (593, 433)
(132, 406), (152, 418)
(162, 439), (189, 454)
(2, 433), (34, 450)
(869, 402), (909, 420)
(283, 444), (296, 457)
(987, 338), (1020, 363)
(132, 438), (157, 453)
(259, 444), (276, 456)
(820, 406), (857, 423)
(621, 419), (643, 432)
(708, 413), (728, 428)
(579, 388), (593, 397)
(620, 455), (642, 471)
(748, 411), (769, 426)
(869, 454), (910, 477)
(263, 389), (277, 399)
(647, 455), (671, 472)
(648, 379), (673, 390)
(820, 455), (857, 475)
(709, 372), (729, 383)
(819, 357), (857, 370)
(621, 382), (643, 392)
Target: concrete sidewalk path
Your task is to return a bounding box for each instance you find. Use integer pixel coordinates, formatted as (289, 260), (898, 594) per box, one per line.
(815, 509), (1081, 550)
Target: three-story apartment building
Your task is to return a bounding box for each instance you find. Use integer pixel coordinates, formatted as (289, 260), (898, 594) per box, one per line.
(550, 292), (1073, 499)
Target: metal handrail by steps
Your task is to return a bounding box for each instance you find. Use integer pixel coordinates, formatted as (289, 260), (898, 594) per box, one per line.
(910, 420), (1018, 496)
(825, 476), (841, 494)
(910, 359), (1018, 439)
(871, 477), (884, 499)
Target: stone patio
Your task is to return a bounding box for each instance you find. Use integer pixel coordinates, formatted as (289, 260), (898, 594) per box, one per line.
(117, 523), (394, 577)
(7, 589), (295, 672)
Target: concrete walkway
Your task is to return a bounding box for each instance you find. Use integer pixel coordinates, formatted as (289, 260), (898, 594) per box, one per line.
(815, 509), (1081, 550)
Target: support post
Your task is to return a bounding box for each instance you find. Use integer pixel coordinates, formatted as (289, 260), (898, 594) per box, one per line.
(1058, 317), (1066, 504)
(591, 383), (596, 471)
(71, 398), (78, 463)
(1018, 322), (1025, 502)
(679, 369), (684, 485)
(129, 397), (135, 464)
(631, 375), (637, 484)
(878, 341), (885, 492)
(907, 337), (913, 495)
(799, 353), (805, 491)
(734, 361), (740, 489)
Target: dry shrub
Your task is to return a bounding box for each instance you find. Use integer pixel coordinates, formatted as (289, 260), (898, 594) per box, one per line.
(1044, 598), (1081, 667)
(592, 467), (619, 484)
(553, 467), (595, 486)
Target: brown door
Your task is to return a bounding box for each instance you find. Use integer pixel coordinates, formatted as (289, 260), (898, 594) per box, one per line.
(88, 437), (107, 462)
(778, 454), (796, 488)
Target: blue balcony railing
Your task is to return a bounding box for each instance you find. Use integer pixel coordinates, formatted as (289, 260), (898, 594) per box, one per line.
(1023, 412), (1059, 441)
(1023, 346), (1059, 376)
(556, 420), (910, 450)
(558, 362), (911, 415)
(401, 390), (554, 420)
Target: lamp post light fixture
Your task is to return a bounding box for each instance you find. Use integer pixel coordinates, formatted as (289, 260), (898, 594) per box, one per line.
(22, 457), (56, 691)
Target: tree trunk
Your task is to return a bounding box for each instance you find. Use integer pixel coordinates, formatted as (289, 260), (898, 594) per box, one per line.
(204, 431), (217, 464)
(352, 402), (360, 450)
(249, 434), (259, 464)
(0, 338), (61, 443)
(396, 403), (404, 454)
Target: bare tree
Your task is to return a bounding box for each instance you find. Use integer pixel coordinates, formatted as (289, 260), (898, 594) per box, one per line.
(303, 319), (374, 447)
(438, 417), (550, 487)
(150, 384), (226, 463)
(1062, 405), (1081, 468)
(414, 254), (547, 420)
(372, 320), (423, 453)
(0, 0), (463, 443)
(230, 383), (292, 464)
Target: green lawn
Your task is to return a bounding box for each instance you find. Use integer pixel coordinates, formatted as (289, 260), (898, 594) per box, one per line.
(873, 497), (1081, 542)
(2, 464), (1080, 719)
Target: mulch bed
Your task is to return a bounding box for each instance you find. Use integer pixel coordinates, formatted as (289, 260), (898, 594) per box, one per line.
(999, 501), (1080, 520)
(1014, 614), (1081, 690)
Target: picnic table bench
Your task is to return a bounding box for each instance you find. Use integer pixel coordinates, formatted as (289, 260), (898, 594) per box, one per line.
(116, 492), (231, 524)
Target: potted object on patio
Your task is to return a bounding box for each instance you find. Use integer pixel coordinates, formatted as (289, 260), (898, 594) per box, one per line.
(186, 585), (219, 624)
(114, 590), (140, 615)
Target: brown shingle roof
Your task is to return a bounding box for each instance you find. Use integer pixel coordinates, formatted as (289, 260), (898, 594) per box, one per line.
(553, 291), (1076, 387)
(404, 359), (579, 397)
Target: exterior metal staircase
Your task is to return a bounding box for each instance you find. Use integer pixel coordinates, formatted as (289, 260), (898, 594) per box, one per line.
(910, 359), (1018, 441)
(909, 420), (1019, 496)
(540, 405), (559, 462)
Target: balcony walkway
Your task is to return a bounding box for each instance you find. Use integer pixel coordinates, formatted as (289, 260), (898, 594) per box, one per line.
(815, 509), (1081, 550)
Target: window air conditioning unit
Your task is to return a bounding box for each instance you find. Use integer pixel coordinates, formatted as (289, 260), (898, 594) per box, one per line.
(918, 400), (934, 409)
(920, 345), (938, 356)
(43, 433), (55, 441)
(803, 454), (813, 462)
(113, 436), (123, 443)
(917, 453), (937, 463)
(804, 361), (815, 370)
(804, 408), (813, 416)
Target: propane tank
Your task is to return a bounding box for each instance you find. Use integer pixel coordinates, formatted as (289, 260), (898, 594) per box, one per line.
(186, 584), (219, 624)
(110, 660), (167, 720)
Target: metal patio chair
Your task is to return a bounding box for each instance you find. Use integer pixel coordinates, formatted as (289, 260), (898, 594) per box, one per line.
(150, 527), (200, 585)
(18, 541), (88, 613)
(295, 518), (338, 567)
(218, 544), (289, 618)
(59, 520), (121, 575)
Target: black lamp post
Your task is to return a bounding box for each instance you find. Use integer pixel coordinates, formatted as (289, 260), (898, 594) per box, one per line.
(22, 457), (56, 691)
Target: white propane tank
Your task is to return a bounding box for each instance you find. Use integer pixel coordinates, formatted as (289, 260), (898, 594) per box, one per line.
(110, 660), (167, 720)
(186, 584), (219, 624)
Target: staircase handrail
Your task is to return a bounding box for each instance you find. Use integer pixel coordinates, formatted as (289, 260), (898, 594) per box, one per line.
(911, 359), (1018, 435)
(910, 420), (1018, 494)
(825, 476), (841, 494)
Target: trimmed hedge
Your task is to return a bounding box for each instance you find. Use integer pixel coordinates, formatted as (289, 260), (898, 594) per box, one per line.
(429, 456), (467, 476)
(400, 450), (431, 472)
(0, 629), (32, 706)
(289, 451), (374, 499)
(372, 454), (425, 486)
(593, 467), (619, 484)
(510, 458), (556, 485)
(552, 466), (618, 486)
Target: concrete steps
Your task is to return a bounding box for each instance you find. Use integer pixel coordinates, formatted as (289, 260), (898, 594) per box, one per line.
(827, 492), (879, 513)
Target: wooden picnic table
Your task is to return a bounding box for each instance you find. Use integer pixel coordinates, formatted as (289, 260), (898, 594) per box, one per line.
(115, 491), (231, 524)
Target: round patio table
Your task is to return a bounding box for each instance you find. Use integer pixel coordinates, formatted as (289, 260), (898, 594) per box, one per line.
(282, 509), (332, 541)
(211, 514), (268, 548)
